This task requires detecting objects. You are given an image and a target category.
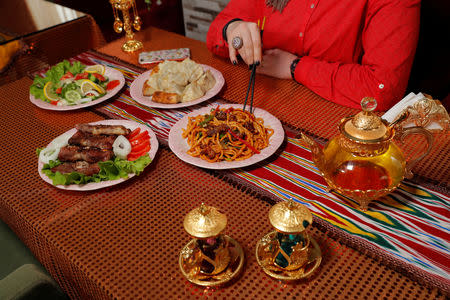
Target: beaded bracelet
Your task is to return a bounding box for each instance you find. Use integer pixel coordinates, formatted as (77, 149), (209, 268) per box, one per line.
(290, 57), (301, 82)
(222, 18), (243, 43)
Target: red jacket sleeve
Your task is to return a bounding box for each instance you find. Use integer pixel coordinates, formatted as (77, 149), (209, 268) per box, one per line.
(294, 0), (420, 111)
(206, 0), (261, 58)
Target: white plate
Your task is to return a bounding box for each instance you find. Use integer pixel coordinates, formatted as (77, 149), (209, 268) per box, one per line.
(38, 120), (159, 191)
(129, 64), (224, 109)
(168, 104), (285, 169)
(30, 66), (125, 111)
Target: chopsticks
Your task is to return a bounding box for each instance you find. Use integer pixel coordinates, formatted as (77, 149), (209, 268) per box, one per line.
(243, 17), (266, 113)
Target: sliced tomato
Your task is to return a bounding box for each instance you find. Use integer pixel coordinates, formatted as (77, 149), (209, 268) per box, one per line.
(130, 140), (150, 153)
(74, 72), (89, 80)
(130, 137), (149, 147)
(106, 80), (121, 90)
(55, 87), (62, 94)
(128, 144), (151, 161)
(92, 73), (106, 82)
(129, 131), (149, 143)
(50, 100), (59, 105)
(60, 71), (74, 80)
(127, 128), (141, 140)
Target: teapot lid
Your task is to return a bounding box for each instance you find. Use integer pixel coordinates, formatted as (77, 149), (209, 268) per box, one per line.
(342, 97), (388, 141)
(268, 199), (312, 233)
(183, 203), (227, 238)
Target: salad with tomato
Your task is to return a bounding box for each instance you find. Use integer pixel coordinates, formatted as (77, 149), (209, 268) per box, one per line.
(30, 60), (121, 106)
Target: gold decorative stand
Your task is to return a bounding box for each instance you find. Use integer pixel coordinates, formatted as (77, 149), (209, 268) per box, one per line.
(110, 0), (143, 53)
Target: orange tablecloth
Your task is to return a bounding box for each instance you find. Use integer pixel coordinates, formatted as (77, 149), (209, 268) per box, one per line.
(0, 27), (447, 299)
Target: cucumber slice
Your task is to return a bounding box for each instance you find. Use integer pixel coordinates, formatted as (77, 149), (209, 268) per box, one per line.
(65, 90), (82, 104)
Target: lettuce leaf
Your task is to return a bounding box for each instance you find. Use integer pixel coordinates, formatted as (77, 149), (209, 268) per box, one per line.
(68, 61), (85, 75)
(41, 155), (151, 186)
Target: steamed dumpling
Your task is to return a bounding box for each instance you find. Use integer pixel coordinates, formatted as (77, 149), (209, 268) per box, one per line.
(188, 64), (204, 82)
(195, 70), (216, 93)
(182, 82), (204, 102)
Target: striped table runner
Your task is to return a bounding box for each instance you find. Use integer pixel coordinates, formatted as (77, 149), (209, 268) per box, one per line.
(59, 51), (449, 292)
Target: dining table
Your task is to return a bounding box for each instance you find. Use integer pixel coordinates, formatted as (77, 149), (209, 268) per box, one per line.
(0, 25), (448, 300)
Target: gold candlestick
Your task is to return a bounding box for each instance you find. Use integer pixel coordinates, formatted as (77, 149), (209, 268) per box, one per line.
(110, 0), (143, 53)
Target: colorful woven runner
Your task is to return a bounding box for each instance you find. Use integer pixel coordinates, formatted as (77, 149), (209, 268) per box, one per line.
(55, 51), (449, 292)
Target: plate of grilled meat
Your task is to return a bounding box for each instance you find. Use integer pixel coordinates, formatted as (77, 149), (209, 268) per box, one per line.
(38, 120), (158, 190)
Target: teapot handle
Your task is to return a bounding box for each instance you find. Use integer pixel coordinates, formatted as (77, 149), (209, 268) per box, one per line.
(399, 126), (433, 179)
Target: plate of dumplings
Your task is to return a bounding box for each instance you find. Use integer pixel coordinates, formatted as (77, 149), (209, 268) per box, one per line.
(130, 59), (225, 109)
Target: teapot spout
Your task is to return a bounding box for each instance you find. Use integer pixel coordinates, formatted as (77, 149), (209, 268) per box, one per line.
(300, 133), (326, 173)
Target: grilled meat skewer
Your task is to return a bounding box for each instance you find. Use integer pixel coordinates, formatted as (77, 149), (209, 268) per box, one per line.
(75, 124), (131, 136)
(51, 161), (100, 176)
(69, 131), (116, 150)
(58, 145), (114, 163)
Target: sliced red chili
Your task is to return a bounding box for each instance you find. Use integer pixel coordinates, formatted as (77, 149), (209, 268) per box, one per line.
(106, 80), (120, 90)
(55, 87), (62, 94)
(50, 100), (59, 105)
(227, 128), (260, 154)
(243, 110), (255, 120)
(225, 107), (234, 114)
(212, 105), (220, 116)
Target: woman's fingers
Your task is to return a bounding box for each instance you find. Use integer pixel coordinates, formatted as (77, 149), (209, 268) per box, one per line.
(238, 26), (254, 65)
(227, 21), (262, 65)
(228, 43), (238, 65)
(248, 23), (262, 63)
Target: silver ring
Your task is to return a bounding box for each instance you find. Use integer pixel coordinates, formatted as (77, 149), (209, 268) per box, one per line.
(232, 36), (243, 50)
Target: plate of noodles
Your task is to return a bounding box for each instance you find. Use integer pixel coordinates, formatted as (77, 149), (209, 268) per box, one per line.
(168, 104), (284, 169)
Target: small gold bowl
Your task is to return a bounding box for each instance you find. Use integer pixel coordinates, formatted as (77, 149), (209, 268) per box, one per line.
(255, 231), (322, 281)
(179, 235), (244, 287)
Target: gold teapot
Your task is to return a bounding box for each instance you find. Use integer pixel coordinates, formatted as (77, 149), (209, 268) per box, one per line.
(301, 97), (433, 211)
(179, 203), (244, 286)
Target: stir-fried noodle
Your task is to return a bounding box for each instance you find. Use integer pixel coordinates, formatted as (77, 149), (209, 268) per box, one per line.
(182, 106), (274, 162)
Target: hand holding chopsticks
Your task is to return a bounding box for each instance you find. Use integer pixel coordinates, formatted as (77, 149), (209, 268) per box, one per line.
(243, 17), (265, 113)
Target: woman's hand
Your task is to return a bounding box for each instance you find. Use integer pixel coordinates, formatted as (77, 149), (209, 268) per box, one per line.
(226, 21), (262, 66)
(256, 49), (298, 79)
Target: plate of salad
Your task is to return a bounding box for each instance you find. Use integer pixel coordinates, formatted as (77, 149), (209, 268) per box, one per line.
(37, 120), (158, 191)
(30, 60), (125, 111)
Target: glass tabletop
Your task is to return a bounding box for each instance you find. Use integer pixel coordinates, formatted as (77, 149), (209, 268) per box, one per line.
(0, 0), (85, 45)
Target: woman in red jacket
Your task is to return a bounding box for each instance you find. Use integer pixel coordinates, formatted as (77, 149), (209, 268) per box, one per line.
(206, 0), (420, 111)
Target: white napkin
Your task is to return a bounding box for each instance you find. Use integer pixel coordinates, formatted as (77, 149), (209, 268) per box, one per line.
(382, 92), (448, 131)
